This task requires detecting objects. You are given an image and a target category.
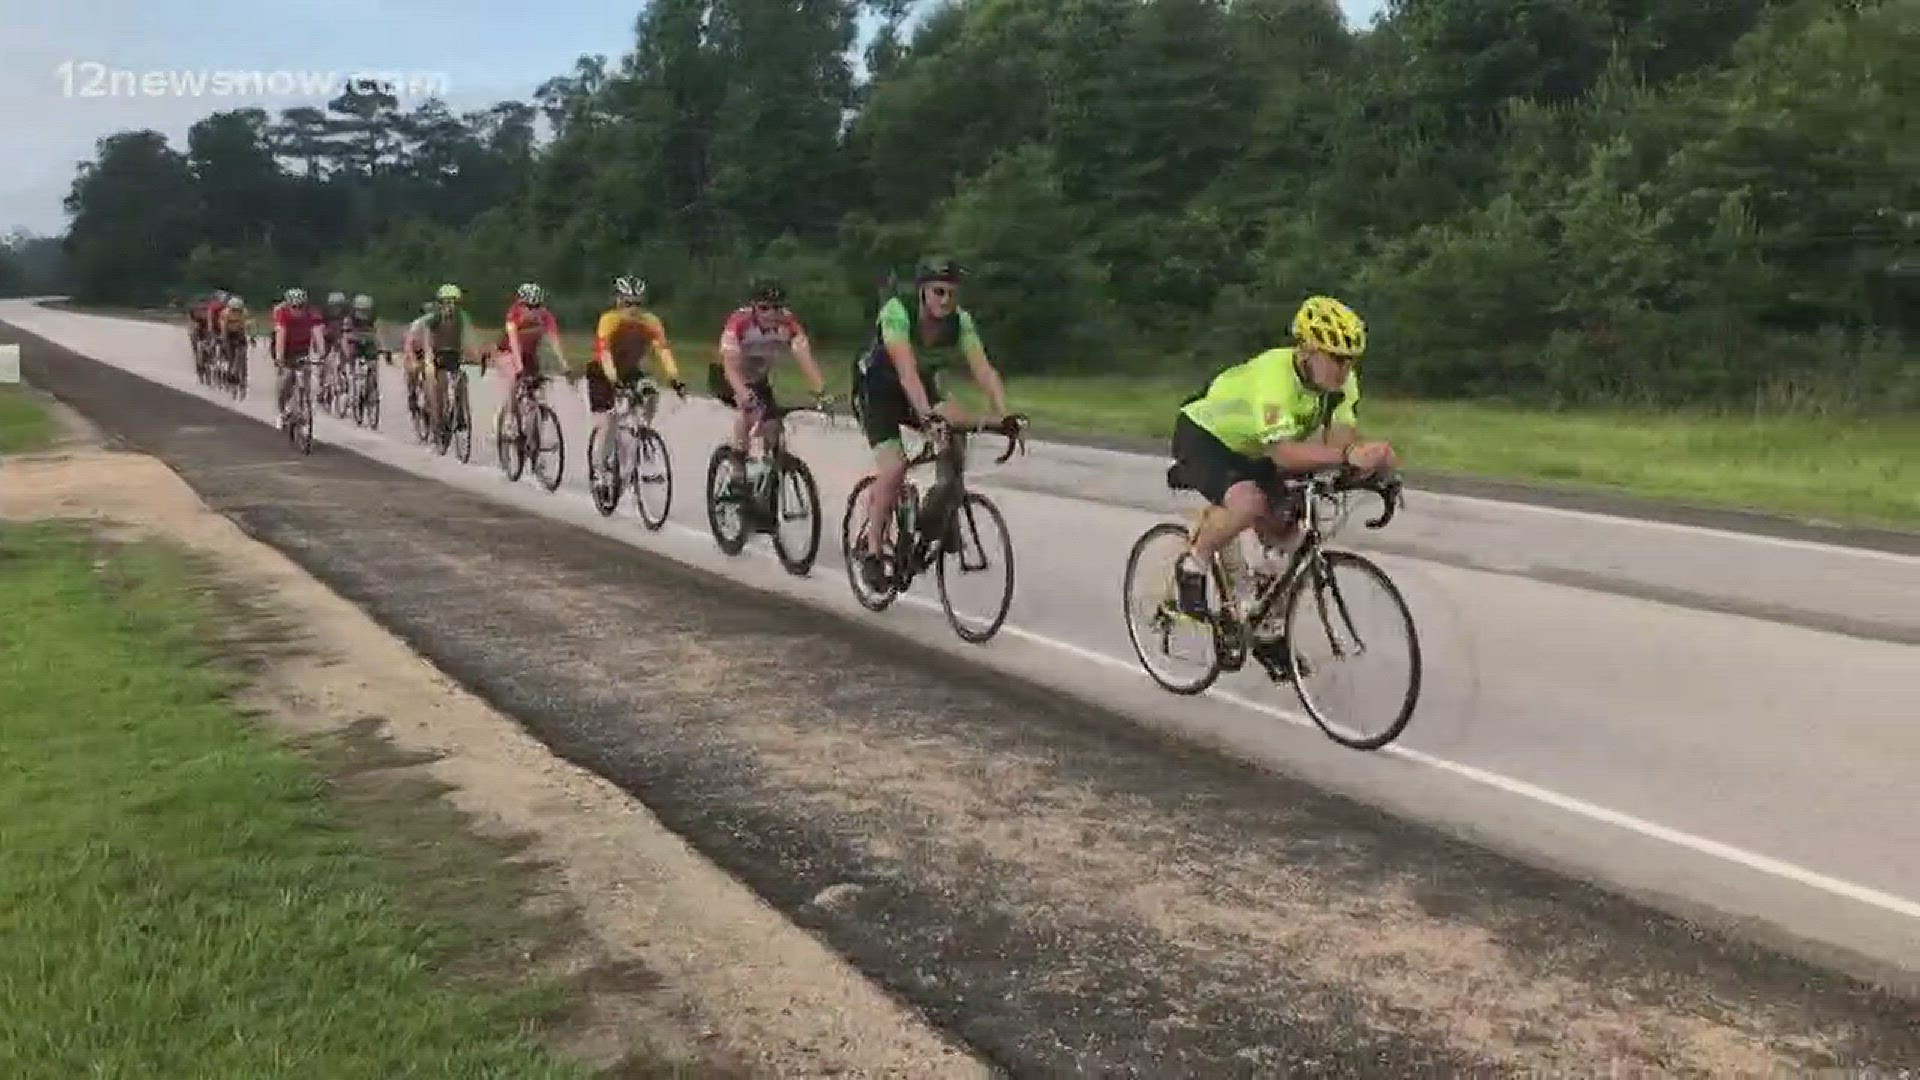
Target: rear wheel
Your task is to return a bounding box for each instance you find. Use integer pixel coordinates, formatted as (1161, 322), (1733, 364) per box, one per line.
(841, 475), (902, 612)
(1122, 522), (1222, 695)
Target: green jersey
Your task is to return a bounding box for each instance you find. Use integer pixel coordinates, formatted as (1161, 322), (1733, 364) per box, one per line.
(869, 296), (982, 378)
(1179, 347), (1359, 457)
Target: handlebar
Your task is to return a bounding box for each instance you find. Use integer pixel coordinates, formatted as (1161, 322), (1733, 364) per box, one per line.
(1299, 468), (1403, 529)
(910, 413), (1029, 466)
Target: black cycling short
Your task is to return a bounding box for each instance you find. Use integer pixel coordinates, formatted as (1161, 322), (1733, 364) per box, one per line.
(432, 348), (464, 374)
(1171, 412), (1284, 507)
(858, 363), (944, 449)
(586, 362), (645, 413)
(708, 364), (774, 412)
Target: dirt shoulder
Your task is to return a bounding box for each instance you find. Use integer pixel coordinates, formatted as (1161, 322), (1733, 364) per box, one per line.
(0, 411), (983, 1079)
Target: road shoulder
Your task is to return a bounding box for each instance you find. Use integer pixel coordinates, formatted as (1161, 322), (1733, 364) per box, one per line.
(0, 413), (983, 1079)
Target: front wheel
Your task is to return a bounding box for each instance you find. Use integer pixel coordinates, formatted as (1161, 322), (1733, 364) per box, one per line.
(1122, 522), (1223, 695)
(452, 375), (473, 463)
(631, 426), (672, 531)
(704, 446), (749, 555)
(496, 400), (526, 480)
(935, 492), (1014, 643)
(530, 404), (565, 492)
(586, 427), (623, 516)
(1282, 550), (1422, 750)
(361, 364), (381, 429)
(769, 454), (822, 576)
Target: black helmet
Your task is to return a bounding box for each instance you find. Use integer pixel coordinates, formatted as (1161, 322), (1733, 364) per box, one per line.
(913, 255), (964, 285)
(749, 276), (786, 305)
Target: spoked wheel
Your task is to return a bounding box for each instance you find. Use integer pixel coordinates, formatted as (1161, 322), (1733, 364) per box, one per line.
(704, 446), (750, 555)
(496, 401), (527, 481)
(452, 376), (473, 463)
(289, 370), (314, 456)
(934, 491), (1014, 643)
(1122, 522), (1224, 695)
(409, 375), (431, 443)
(768, 453), (822, 576)
(360, 366), (381, 429)
(530, 404), (565, 492)
(1281, 550), (1422, 750)
(841, 475), (902, 612)
(587, 427), (623, 516)
(631, 426), (672, 531)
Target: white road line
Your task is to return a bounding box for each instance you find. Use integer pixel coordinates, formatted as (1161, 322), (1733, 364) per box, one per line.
(24, 311), (1920, 925)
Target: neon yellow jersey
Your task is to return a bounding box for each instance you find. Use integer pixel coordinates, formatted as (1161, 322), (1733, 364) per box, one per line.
(1178, 347), (1359, 457)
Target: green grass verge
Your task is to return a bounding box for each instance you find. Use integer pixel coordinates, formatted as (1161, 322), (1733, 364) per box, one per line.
(0, 522), (604, 1079)
(62, 302), (1920, 530)
(0, 386), (56, 454)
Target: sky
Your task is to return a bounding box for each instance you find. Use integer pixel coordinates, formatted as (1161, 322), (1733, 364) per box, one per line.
(3, 0), (1388, 236)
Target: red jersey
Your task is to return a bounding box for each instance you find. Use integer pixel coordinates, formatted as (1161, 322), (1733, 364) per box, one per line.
(273, 304), (325, 353)
(718, 306), (807, 382)
(502, 301), (559, 355)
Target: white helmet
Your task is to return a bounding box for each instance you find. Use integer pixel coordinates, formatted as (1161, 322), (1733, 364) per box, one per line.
(327, 291), (346, 305)
(352, 293), (373, 310)
(613, 275), (646, 301)
(285, 288), (307, 305)
(225, 296), (245, 310)
(516, 282), (545, 305)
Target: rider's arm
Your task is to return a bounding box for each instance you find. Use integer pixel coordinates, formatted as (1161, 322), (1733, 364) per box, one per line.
(541, 309), (565, 368)
(458, 310), (479, 364)
(879, 302), (935, 417)
(787, 316), (826, 397)
(643, 314), (681, 383)
(956, 312), (1007, 417)
(593, 310), (621, 382)
(718, 314), (754, 400)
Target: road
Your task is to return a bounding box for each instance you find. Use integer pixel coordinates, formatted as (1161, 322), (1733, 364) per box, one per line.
(6, 298), (1918, 994)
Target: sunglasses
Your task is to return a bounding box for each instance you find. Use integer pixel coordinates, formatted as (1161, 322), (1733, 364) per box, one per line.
(925, 284), (957, 301)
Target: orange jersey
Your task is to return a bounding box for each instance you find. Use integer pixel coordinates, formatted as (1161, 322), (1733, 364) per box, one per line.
(594, 308), (678, 379)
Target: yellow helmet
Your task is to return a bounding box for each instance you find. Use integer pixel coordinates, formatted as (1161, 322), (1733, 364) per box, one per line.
(1291, 295), (1366, 359)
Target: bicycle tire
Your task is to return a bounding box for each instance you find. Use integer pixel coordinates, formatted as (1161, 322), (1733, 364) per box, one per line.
(496, 400), (526, 481)
(363, 367), (381, 429)
(531, 404), (565, 492)
(1121, 522), (1223, 695)
(704, 445), (749, 555)
(935, 491), (1014, 643)
(632, 426), (672, 531)
(452, 376), (473, 463)
(769, 453), (822, 576)
(586, 427), (622, 516)
(1281, 549), (1422, 750)
(841, 475), (901, 612)
(292, 368), (314, 456)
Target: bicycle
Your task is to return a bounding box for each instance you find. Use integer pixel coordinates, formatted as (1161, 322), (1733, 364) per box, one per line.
(349, 347), (384, 430)
(588, 377), (675, 530)
(840, 414), (1027, 643)
(1121, 464), (1420, 750)
(219, 333), (249, 400)
(495, 369), (565, 491)
(403, 358), (431, 443)
(430, 356), (473, 462)
(281, 348), (316, 455)
(704, 397), (835, 575)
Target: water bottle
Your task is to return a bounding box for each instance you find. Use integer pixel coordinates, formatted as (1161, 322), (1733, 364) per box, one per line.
(899, 481), (920, 540)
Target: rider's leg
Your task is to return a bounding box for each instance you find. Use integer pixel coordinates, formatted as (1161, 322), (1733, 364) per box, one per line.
(426, 359), (448, 431)
(587, 367), (617, 473)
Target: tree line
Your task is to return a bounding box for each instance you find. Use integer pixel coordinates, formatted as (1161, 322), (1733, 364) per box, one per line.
(55, 0), (1917, 411)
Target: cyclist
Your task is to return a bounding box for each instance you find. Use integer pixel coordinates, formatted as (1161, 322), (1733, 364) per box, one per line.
(272, 288), (326, 430)
(850, 255), (1016, 594)
(419, 284), (480, 436)
(188, 289), (224, 367)
(588, 275), (685, 485)
(216, 295), (250, 379)
(1168, 295), (1398, 618)
(318, 290), (351, 393)
(495, 282), (569, 433)
(340, 293), (381, 398)
(713, 275), (826, 484)
(400, 300), (436, 417)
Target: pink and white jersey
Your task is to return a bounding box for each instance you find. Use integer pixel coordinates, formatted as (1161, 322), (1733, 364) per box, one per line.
(719, 307), (807, 382)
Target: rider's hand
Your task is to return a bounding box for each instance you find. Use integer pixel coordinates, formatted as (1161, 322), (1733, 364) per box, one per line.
(1345, 442), (1394, 472)
(670, 379), (688, 400)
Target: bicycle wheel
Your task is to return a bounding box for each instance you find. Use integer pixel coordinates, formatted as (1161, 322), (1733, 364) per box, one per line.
(530, 404), (565, 492)
(935, 492), (1014, 643)
(1282, 549), (1422, 750)
(1121, 522), (1223, 695)
(704, 446), (749, 555)
(452, 375), (473, 463)
(632, 426), (672, 531)
(362, 366), (381, 429)
(586, 427), (623, 516)
(841, 475), (902, 612)
(291, 368), (314, 456)
(409, 374), (431, 442)
(769, 453), (822, 576)
(496, 399), (526, 480)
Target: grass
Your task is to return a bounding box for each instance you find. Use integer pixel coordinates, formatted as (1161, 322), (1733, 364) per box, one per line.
(0, 386), (56, 453)
(0, 522), (616, 1079)
(69, 301), (1920, 530)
